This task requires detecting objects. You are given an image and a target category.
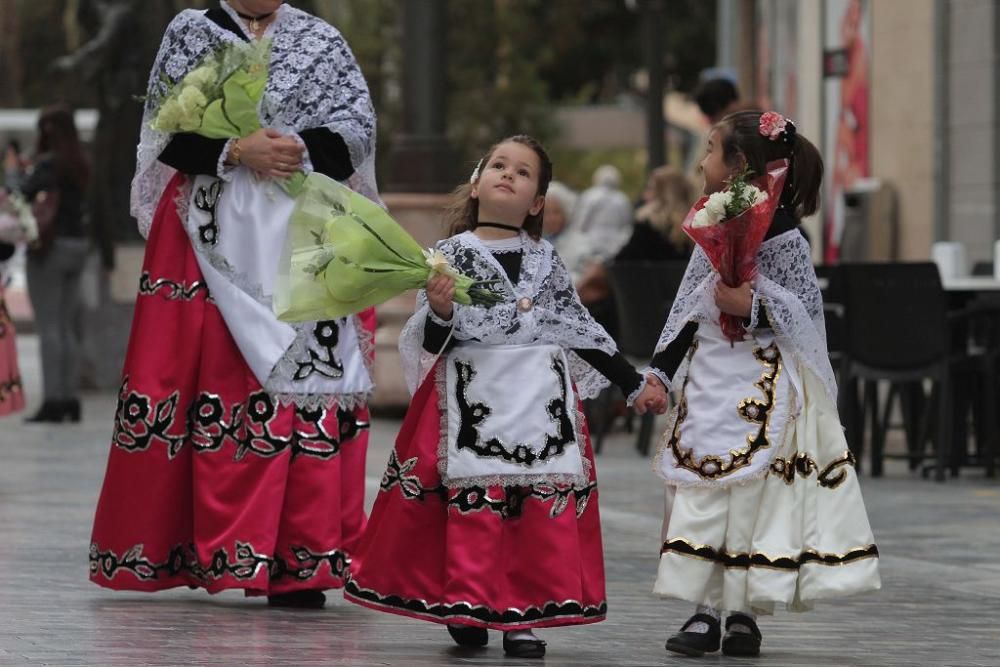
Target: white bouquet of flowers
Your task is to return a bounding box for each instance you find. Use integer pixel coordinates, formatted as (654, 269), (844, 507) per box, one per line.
(0, 190), (38, 244)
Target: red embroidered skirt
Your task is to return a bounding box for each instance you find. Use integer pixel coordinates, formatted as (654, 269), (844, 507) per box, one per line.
(345, 364), (607, 630)
(89, 174), (373, 595)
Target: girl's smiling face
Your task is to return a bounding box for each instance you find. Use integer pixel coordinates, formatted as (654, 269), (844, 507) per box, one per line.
(700, 128), (743, 196)
(472, 142), (546, 225)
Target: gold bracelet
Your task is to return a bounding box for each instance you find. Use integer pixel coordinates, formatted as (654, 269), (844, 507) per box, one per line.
(230, 139), (242, 164)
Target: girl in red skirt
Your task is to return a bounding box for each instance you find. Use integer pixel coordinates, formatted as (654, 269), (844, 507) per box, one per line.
(345, 135), (667, 658)
(89, 2), (380, 608)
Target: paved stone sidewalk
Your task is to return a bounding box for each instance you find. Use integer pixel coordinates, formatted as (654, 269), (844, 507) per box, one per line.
(1, 335), (998, 666)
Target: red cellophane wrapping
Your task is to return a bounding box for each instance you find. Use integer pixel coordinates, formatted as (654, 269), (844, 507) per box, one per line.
(682, 159), (789, 342)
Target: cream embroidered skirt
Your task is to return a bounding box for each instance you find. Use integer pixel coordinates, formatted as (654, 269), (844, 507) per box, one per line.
(653, 327), (880, 614)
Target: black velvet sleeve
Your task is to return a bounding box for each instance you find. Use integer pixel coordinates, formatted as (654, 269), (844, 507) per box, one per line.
(158, 133), (230, 176)
(423, 314), (458, 354)
(298, 128), (355, 181)
(649, 321), (698, 385)
(573, 348), (643, 397)
(744, 301), (772, 330)
(0, 242), (14, 262)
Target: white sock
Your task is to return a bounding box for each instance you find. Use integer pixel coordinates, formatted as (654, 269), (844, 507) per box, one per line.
(684, 605), (720, 633)
(505, 629), (539, 642)
(727, 612), (756, 634)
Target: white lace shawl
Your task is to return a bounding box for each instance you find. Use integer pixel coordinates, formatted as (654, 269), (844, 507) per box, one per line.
(131, 3), (379, 238)
(399, 232), (619, 400)
(654, 230), (838, 402)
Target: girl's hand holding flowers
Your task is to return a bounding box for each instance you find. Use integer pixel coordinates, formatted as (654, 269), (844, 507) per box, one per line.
(714, 281), (753, 318)
(426, 274), (456, 321)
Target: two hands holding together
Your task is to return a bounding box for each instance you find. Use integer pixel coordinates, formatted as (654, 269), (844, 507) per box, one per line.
(225, 127), (304, 179)
(425, 274), (756, 419)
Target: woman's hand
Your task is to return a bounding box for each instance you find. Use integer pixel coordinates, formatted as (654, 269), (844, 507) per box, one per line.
(229, 128), (304, 179)
(634, 374), (669, 415)
(714, 281), (753, 318)
(426, 274), (456, 321)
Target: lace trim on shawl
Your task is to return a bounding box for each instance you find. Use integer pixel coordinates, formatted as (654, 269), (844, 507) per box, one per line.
(265, 313), (374, 409)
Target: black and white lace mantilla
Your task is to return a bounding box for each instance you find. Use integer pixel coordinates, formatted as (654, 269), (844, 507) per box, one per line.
(132, 2), (379, 238)
(399, 232), (619, 400)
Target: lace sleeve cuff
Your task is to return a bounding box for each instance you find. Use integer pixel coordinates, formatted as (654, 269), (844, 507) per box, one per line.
(640, 366), (672, 393)
(744, 290), (762, 332)
(217, 138), (237, 181)
(625, 374), (649, 407)
(428, 308), (454, 327)
(291, 133), (315, 174)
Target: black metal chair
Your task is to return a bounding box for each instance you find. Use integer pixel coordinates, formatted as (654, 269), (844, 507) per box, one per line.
(839, 262), (996, 480)
(596, 260), (688, 455)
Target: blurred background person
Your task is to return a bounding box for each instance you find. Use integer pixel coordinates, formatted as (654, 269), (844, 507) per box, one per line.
(559, 164), (633, 283)
(543, 180), (577, 242)
(576, 166), (696, 335)
(20, 105), (90, 423)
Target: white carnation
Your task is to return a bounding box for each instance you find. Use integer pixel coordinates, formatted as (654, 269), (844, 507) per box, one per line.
(748, 186), (768, 207)
(704, 191), (730, 222)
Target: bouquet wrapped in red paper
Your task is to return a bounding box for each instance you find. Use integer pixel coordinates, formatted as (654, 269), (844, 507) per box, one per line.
(682, 159), (789, 342)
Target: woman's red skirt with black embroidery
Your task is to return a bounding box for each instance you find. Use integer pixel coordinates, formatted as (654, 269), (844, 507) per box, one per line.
(89, 174), (373, 596)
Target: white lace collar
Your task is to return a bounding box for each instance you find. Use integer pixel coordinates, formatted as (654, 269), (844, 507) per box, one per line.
(477, 232), (524, 253)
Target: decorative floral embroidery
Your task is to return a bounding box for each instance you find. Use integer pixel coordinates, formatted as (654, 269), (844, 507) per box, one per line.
(192, 179), (223, 246)
(452, 353), (575, 467)
(292, 320), (345, 380)
(89, 541), (349, 583)
(379, 450), (596, 520)
(660, 538), (878, 570)
(666, 343), (782, 480)
(138, 272), (210, 301)
(344, 579), (607, 627)
(770, 450), (857, 489)
(112, 376), (366, 461)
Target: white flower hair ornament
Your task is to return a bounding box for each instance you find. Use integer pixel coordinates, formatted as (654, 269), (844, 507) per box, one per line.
(469, 158), (483, 184)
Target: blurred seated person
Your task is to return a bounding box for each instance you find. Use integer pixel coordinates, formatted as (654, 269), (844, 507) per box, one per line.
(577, 166), (695, 312)
(543, 180), (578, 242)
(557, 165), (633, 283)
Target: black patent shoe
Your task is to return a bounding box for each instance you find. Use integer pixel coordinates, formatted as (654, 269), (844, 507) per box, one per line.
(25, 401), (63, 423)
(267, 589), (326, 609)
(502, 632), (546, 658)
(62, 398), (81, 422)
(447, 624), (488, 647)
(665, 613), (721, 657)
(722, 613), (762, 657)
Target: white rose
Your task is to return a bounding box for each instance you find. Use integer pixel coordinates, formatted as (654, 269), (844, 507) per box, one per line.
(691, 209), (713, 228)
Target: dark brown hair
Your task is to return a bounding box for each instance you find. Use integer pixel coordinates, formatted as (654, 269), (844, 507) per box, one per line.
(445, 134), (553, 240)
(715, 110), (823, 219)
(35, 104), (90, 191)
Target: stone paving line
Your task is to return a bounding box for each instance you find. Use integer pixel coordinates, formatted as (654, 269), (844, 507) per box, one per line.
(1, 334), (998, 666)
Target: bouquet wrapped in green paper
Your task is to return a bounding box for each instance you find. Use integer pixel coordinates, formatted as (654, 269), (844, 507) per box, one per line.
(273, 172), (503, 322)
(149, 38), (305, 195)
